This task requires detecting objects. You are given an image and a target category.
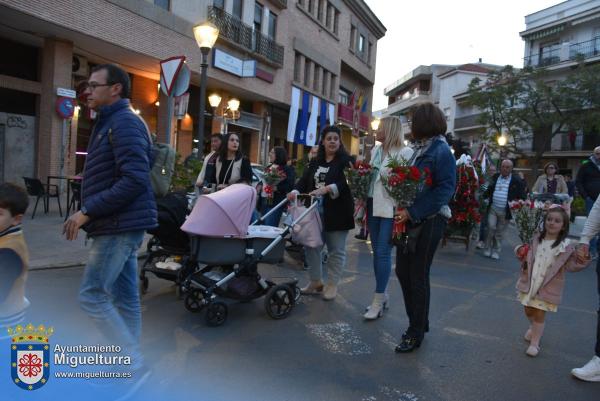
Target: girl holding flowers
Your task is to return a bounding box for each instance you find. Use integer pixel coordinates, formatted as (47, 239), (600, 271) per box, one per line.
(515, 206), (589, 357)
(363, 116), (413, 320)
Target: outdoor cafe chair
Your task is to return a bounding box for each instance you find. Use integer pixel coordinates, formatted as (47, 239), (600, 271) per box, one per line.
(22, 177), (62, 219)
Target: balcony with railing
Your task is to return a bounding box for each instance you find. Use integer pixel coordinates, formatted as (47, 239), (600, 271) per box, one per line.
(385, 89), (432, 115)
(524, 36), (600, 68)
(570, 36), (600, 60)
(207, 6), (284, 67)
(454, 114), (484, 131)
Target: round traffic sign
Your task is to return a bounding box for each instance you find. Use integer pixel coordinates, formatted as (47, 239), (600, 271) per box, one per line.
(56, 97), (76, 119)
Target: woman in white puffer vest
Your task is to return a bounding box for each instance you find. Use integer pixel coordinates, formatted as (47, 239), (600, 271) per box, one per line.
(364, 116), (413, 320)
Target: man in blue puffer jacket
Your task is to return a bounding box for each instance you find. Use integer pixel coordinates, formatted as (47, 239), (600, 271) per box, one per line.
(63, 64), (157, 386)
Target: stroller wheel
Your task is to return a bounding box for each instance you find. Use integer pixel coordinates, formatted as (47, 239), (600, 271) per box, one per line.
(293, 285), (301, 302)
(265, 284), (295, 320)
(140, 277), (149, 295)
(205, 302), (228, 326)
(184, 290), (204, 313)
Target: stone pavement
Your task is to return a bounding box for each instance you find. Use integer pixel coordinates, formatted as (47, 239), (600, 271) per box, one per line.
(21, 195), (150, 270)
(21, 194), (590, 270)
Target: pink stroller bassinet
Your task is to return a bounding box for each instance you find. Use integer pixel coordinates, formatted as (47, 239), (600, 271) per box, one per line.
(181, 184), (285, 264)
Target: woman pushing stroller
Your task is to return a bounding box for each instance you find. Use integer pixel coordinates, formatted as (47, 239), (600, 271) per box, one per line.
(287, 125), (355, 301)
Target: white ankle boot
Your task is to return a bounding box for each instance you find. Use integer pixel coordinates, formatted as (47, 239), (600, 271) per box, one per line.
(364, 293), (386, 320)
(365, 293), (389, 311)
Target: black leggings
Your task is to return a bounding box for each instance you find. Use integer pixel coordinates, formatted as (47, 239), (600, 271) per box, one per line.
(395, 215), (447, 340)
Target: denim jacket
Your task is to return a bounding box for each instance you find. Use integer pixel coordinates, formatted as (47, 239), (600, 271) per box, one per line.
(407, 138), (456, 222)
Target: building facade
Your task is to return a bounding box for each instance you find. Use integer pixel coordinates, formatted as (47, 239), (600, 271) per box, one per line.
(519, 0), (600, 176)
(376, 62), (502, 154)
(0, 0), (384, 186)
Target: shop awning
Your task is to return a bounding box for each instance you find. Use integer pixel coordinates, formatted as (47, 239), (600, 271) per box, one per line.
(522, 24), (565, 41)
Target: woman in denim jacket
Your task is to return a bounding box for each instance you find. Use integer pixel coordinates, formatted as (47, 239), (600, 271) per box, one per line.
(394, 103), (457, 353)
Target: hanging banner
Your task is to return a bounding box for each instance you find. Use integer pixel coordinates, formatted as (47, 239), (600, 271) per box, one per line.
(174, 92), (190, 119)
(319, 100), (327, 140)
(305, 96), (319, 147)
(286, 87), (301, 142)
(328, 103), (335, 126)
(295, 91), (310, 145)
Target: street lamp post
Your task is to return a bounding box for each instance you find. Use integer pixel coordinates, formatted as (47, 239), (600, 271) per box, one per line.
(193, 21), (219, 151)
(497, 134), (508, 159)
(208, 93), (240, 135)
(224, 98), (240, 135)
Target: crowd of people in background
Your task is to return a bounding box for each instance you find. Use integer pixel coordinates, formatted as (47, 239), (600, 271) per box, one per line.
(1, 64), (599, 388)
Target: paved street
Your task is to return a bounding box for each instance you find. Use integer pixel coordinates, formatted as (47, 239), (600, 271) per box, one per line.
(2, 228), (598, 401)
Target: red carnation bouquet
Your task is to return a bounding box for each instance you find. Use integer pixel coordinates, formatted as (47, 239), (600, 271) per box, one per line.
(447, 163), (481, 236)
(346, 160), (372, 224)
(381, 157), (432, 242)
(262, 165), (287, 205)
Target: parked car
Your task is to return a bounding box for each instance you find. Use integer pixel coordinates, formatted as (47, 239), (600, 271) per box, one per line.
(251, 163), (264, 188)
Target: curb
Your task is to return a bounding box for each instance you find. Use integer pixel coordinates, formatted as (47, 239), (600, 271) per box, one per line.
(29, 252), (149, 271)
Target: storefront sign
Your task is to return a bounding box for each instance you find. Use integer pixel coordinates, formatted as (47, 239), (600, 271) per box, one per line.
(55, 97), (76, 119)
(213, 48), (256, 78)
(56, 88), (76, 98)
(256, 68), (274, 83)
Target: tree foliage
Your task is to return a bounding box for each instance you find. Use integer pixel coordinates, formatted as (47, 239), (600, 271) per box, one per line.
(467, 62), (600, 174)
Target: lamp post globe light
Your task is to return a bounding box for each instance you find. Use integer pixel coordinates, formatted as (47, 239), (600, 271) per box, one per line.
(193, 21), (219, 150)
(207, 94), (240, 135)
(370, 118), (381, 133)
(497, 134), (507, 147)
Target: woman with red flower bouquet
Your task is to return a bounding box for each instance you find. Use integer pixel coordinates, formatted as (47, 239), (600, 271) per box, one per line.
(394, 103), (456, 353)
(364, 116), (413, 320)
(259, 147), (295, 227)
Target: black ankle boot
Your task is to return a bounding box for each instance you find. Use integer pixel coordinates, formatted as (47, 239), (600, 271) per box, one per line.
(395, 337), (422, 353)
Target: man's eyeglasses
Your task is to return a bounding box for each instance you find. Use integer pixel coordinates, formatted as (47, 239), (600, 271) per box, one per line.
(84, 82), (114, 91)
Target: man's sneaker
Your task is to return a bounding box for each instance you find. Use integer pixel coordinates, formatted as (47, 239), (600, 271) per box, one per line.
(491, 252), (500, 260)
(483, 249), (492, 257)
(571, 356), (600, 382)
(476, 241), (485, 249)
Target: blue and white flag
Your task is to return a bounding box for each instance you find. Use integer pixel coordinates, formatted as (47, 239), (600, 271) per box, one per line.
(328, 102), (335, 126)
(319, 100), (328, 141)
(305, 96), (320, 147)
(286, 87), (301, 142)
(294, 91), (310, 145)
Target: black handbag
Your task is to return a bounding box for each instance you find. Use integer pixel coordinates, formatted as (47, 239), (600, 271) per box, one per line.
(393, 221), (425, 254)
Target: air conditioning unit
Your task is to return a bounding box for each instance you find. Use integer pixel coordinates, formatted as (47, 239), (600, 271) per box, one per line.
(72, 55), (89, 77)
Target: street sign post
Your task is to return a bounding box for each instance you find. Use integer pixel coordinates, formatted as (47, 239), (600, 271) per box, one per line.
(159, 56), (190, 144)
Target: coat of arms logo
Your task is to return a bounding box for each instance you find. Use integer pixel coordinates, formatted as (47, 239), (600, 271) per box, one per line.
(8, 323), (54, 390)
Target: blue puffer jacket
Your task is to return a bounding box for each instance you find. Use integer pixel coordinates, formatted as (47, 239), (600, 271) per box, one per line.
(407, 138), (456, 222)
(81, 99), (157, 236)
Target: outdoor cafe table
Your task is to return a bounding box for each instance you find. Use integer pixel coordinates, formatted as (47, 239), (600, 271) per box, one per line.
(46, 175), (82, 219)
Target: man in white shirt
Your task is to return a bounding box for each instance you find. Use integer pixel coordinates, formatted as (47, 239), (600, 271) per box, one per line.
(483, 159), (526, 260)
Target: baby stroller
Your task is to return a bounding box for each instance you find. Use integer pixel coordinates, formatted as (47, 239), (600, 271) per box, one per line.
(139, 192), (193, 295)
(179, 184), (320, 326)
